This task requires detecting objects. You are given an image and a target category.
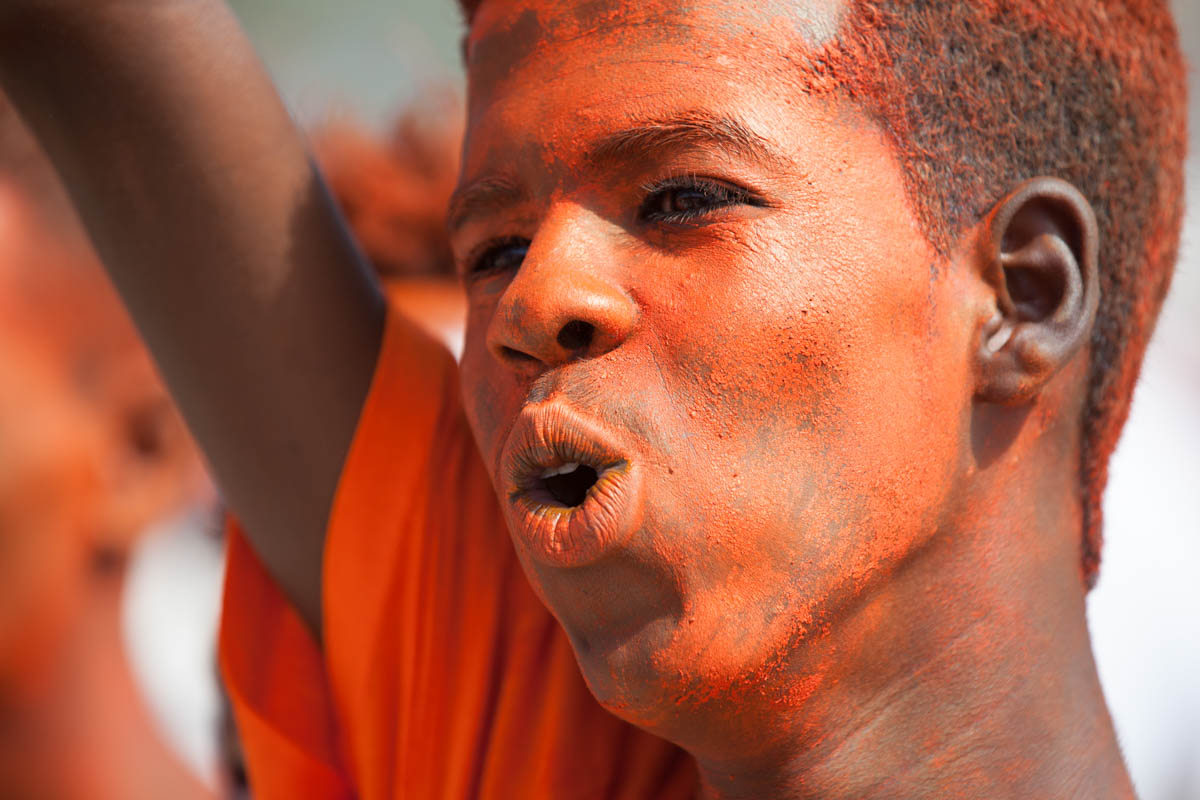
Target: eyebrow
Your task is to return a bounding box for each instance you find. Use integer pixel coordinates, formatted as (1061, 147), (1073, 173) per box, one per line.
(447, 173), (528, 234)
(588, 110), (784, 169)
(447, 111), (783, 233)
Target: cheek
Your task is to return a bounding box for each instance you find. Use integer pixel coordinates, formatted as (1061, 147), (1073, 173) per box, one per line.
(0, 410), (97, 684)
(459, 327), (495, 450)
(459, 301), (519, 475)
(645, 224), (969, 652)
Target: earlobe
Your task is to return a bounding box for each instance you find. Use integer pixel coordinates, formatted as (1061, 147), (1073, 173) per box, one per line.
(975, 177), (1099, 404)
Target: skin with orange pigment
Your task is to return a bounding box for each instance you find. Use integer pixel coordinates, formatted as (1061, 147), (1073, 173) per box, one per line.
(452, 1), (1138, 797)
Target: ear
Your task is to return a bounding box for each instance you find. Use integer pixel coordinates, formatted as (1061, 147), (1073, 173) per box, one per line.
(974, 177), (1099, 404)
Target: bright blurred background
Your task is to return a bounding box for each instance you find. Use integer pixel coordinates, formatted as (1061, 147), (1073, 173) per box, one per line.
(2, 1), (1196, 798)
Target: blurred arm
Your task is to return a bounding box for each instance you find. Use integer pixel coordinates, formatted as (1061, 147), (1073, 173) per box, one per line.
(0, 1), (387, 636)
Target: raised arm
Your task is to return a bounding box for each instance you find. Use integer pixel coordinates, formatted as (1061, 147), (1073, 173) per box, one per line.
(0, 1), (387, 635)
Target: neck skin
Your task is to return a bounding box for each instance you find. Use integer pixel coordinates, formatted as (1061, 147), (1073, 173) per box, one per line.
(692, 395), (1133, 800)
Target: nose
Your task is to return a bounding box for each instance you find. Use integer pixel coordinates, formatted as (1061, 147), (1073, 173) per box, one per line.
(486, 217), (637, 374)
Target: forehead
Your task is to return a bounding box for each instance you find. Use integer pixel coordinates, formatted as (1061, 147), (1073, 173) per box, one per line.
(461, 0), (860, 181)
(467, 0), (847, 63)
(466, 0), (847, 104)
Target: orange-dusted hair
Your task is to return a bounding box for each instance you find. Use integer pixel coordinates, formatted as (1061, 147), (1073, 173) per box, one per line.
(456, 0), (1188, 587)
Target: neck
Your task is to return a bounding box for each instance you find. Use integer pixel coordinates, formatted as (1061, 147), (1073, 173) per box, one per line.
(692, 494), (1132, 799)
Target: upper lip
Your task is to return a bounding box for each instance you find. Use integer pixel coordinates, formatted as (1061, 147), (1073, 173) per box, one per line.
(502, 400), (628, 500)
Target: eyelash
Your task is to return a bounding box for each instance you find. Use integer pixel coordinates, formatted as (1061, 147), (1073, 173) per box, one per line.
(463, 176), (763, 276)
(465, 235), (529, 278)
(638, 175), (763, 225)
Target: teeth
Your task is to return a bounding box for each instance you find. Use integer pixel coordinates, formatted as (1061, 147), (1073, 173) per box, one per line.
(540, 462), (581, 479)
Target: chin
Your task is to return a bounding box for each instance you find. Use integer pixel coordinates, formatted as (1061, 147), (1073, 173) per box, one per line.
(563, 559), (836, 744)
(581, 617), (808, 763)
(522, 548), (687, 724)
(569, 608), (690, 727)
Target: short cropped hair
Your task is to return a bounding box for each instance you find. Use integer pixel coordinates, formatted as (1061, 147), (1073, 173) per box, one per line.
(456, 0), (1189, 587)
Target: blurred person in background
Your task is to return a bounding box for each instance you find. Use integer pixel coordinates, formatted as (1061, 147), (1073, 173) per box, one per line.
(315, 91), (466, 354)
(1, 82), (470, 798)
(0, 93), (214, 799)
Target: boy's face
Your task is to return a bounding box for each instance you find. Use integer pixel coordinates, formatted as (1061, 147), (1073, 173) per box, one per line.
(454, 0), (979, 740)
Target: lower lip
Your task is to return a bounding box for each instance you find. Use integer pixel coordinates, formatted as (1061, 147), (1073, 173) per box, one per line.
(507, 462), (644, 568)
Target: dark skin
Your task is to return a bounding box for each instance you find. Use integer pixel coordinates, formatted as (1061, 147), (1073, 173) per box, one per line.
(0, 1), (1134, 796)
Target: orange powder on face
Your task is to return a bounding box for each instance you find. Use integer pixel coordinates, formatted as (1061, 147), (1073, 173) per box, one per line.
(457, 0), (1188, 588)
(757, 0), (1187, 584)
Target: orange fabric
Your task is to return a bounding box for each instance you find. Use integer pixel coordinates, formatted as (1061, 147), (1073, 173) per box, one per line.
(219, 311), (697, 799)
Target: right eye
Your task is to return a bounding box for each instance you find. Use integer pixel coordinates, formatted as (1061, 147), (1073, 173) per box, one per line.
(467, 237), (529, 277)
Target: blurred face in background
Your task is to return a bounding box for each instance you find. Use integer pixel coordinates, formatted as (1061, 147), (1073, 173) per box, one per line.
(0, 344), (96, 694)
(0, 99), (207, 702)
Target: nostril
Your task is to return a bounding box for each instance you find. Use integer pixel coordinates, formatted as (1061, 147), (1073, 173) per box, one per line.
(556, 320), (594, 352)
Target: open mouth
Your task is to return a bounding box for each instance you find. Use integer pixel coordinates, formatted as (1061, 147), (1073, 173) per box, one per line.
(538, 462), (601, 507)
(516, 456), (624, 512)
(501, 402), (644, 567)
